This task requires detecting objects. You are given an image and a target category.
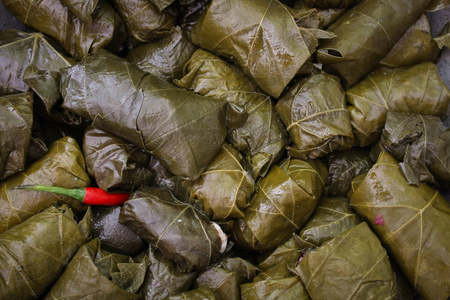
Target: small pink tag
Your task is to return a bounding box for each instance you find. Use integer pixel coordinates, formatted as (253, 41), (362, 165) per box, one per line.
(374, 214), (384, 225)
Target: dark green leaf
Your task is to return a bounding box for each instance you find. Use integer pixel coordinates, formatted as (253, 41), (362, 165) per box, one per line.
(434, 21), (450, 49)
(0, 29), (75, 96)
(257, 237), (302, 271)
(350, 152), (450, 299)
(0, 137), (90, 233)
(296, 222), (397, 299)
(92, 206), (145, 256)
(295, 197), (361, 248)
(168, 287), (217, 300)
(317, 0), (432, 87)
(191, 0), (320, 98)
(253, 261), (292, 282)
(119, 187), (227, 272)
(111, 0), (175, 43)
(126, 26), (197, 82)
(175, 49), (289, 177)
(325, 147), (373, 197)
(3, 0), (122, 60)
(303, 0), (359, 8)
(60, 0), (99, 24)
(84, 126), (154, 192)
(185, 144), (255, 220)
(375, 111), (450, 186)
(61, 50), (227, 181)
(194, 267), (241, 300)
(232, 158), (327, 251)
(45, 239), (143, 299)
(140, 246), (197, 300)
(379, 14), (439, 67)
(148, 0), (176, 12)
(346, 62), (450, 146)
(275, 73), (354, 159)
(241, 275), (309, 300)
(0, 205), (89, 299)
(0, 92), (33, 180)
(217, 257), (259, 283)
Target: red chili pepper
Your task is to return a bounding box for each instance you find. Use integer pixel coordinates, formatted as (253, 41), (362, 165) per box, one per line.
(13, 185), (129, 206)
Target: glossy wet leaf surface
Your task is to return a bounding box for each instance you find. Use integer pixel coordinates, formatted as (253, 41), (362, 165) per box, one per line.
(275, 73), (354, 159)
(350, 152), (450, 300)
(61, 50), (227, 181)
(0, 206), (89, 299)
(191, 0), (319, 98)
(0, 137), (90, 233)
(375, 111), (450, 186)
(346, 62), (450, 146)
(175, 49), (288, 178)
(296, 222), (397, 300)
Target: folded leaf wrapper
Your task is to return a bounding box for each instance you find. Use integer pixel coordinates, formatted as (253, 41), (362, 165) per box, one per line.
(0, 205), (90, 300)
(3, 0), (122, 60)
(350, 152), (450, 300)
(84, 126), (154, 192)
(168, 287), (217, 300)
(126, 26), (197, 82)
(324, 147), (373, 197)
(0, 136), (90, 233)
(92, 206), (145, 256)
(317, 0), (433, 87)
(45, 238), (145, 300)
(140, 246), (197, 300)
(194, 267), (241, 300)
(61, 50), (227, 181)
(191, 0), (320, 98)
(241, 262), (310, 300)
(296, 222), (397, 299)
(0, 29), (75, 96)
(379, 14), (439, 68)
(232, 158), (327, 251)
(346, 62), (450, 146)
(292, 1), (346, 29)
(119, 187), (226, 272)
(275, 73), (354, 159)
(257, 237), (302, 271)
(0, 92), (33, 180)
(60, 0), (99, 24)
(185, 144), (255, 220)
(175, 49), (289, 177)
(295, 197), (361, 249)
(304, 0), (358, 8)
(111, 0), (175, 43)
(373, 111), (450, 186)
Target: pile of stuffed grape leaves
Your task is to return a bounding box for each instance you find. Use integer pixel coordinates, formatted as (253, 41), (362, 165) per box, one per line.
(0, 0), (449, 299)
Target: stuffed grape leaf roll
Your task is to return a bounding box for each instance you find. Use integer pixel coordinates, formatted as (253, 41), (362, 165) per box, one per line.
(0, 93), (33, 180)
(0, 205), (90, 300)
(317, 0), (433, 87)
(275, 73), (354, 159)
(175, 49), (288, 178)
(44, 238), (146, 300)
(295, 222), (397, 299)
(2, 0), (123, 60)
(232, 158), (327, 251)
(119, 187), (227, 272)
(0, 137), (90, 233)
(346, 62), (450, 146)
(372, 111), (450, 186)
(350, 151), (450, 300)
(191, 0), (322, 98)
(185, 144), (255, 220)
(61, 50), (227, 181)
(83, 126), (154, 192)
